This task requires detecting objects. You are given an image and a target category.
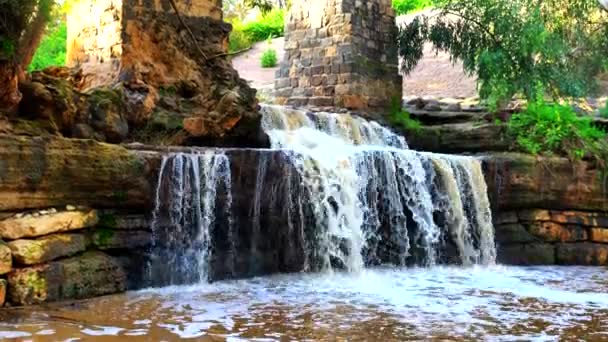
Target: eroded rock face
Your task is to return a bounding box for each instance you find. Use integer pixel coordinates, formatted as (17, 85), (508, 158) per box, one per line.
(0, 134), (155, 211)
(0, 210), (98, 240)
(483, 153), (608, 212)
(7, 234), (88, 265)
(7, 251), (127, 306)
(56, 0), (264, 147)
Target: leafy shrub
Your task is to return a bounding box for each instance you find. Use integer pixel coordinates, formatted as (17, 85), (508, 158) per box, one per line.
(388, 98), (422, 133)
(392, 0), (432, 15)
(260, 48), (278, 68)
(29, 20), (67, 71)
(507, 100), (608, 165)
(228, 27), (252, 53)
(241, 9), (285, 42)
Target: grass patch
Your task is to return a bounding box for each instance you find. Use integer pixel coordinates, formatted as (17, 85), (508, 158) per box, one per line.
(388, 98), (423, 133)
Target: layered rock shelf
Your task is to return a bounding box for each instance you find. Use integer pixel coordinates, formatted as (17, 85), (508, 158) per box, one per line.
(0, 133), (606, 306)
(495, 210), (608, 265)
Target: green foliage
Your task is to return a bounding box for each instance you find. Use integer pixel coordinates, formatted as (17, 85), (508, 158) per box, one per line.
(260, 47), (278, 68)
(507, 100), (608, 165)
(28, 20), (66, 71)
(0, 0), (55, 60)
(239, 9), (285, 42)
(600, 102), (608, 119)
(228, 27), (253, 53)
(392, 0), (433, 15)
(398, 0), (608, 110)
(388, 98), (422, 133)
(228, 8), (284, 53)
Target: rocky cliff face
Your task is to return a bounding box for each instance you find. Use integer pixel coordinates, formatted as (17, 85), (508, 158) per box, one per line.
(5, 0), (266, 148)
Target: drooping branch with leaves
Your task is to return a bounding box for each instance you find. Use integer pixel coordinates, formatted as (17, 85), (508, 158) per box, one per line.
(398, 0), (608, 109)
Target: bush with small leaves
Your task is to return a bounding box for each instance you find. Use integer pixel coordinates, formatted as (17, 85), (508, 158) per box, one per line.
(260, 48), (278, 68)
(507, 100), (608, 166)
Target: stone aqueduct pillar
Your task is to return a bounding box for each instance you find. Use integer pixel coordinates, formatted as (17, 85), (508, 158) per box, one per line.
(274, 0), (402, 115)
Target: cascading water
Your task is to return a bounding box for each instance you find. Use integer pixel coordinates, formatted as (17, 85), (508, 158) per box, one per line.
(150, 105), (496, 285)
(261, 105), (496, 269)
(149, 152), (233, 286)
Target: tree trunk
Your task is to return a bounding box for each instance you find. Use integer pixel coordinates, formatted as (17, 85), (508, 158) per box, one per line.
(16, 6), (48, 77)
(0, 60), (21, 116)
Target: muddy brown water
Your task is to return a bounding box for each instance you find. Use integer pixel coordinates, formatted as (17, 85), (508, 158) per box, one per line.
(1, 266), (608, 341)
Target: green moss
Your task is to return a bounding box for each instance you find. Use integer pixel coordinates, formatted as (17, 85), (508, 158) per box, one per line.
(113, 190), (128, 203)
(150, 109), (184, 131)
(24, 271), (47, 297)
(10, 119), (54, 136)
(98, 213), (118, 229)
(158, 85), (177, 97)
(89, 88), (123, 107)
(94, 228), (115, 247)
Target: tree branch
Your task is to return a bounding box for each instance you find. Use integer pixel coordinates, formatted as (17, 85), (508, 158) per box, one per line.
(168, 0), (209, 61)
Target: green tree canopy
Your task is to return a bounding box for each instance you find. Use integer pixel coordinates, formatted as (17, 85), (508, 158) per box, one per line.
(399, 0), (608, 109)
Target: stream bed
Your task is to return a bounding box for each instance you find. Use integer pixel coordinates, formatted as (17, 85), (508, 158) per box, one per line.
(1, 265), (608, 340)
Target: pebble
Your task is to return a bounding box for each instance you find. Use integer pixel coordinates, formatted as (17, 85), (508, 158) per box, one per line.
(66, 205), (76, 211)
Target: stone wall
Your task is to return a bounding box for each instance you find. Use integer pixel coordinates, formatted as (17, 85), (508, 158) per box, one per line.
(275, 0), (402, 115)
(67, 0), (123, 88)
(495, 209), (608, 265)
(1, 209), (151, 306)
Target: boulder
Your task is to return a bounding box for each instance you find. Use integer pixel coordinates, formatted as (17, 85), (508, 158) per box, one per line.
(7, 234), (88, 265)
(91, 230), (152, 250)
(7, 251), (127, 306)
(0, 210), (98, 240)
(556, 243), (608, 265)
(0, 243), (11, 275)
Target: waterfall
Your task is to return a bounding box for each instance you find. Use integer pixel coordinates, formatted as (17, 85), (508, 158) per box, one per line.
(260, 105), (496, 270)
(149, 152), (233, 285)
(149, 105), (496, 285)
